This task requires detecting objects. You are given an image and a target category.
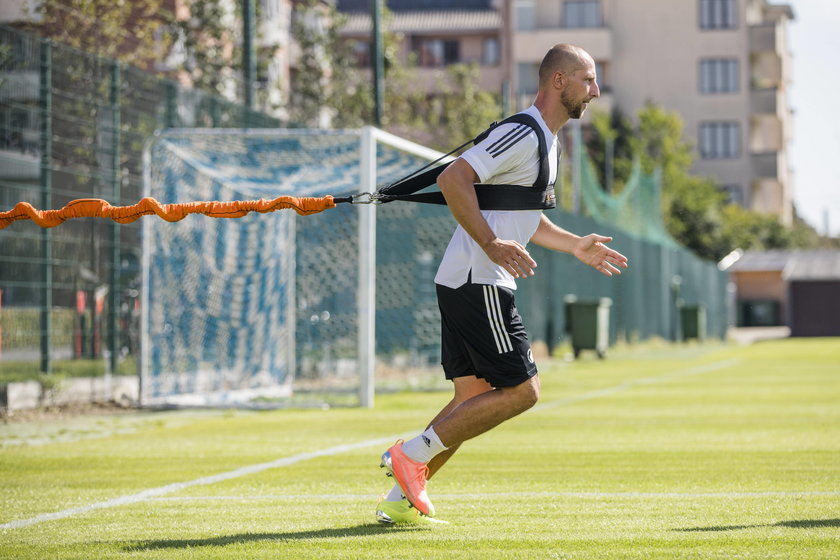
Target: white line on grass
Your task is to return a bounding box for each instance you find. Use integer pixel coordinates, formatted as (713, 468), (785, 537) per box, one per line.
(146, 490), (840, 502)
(2, 359), (739, 531)
(0, 435), (404, 531)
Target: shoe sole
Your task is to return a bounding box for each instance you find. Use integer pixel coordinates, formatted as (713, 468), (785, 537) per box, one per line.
(376, 507), (449, 526)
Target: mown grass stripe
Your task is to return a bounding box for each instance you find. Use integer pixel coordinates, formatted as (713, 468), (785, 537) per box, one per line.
(146, 490), (840, 502)
(0, 359), (739, 531)
(0, 435), (402, 531)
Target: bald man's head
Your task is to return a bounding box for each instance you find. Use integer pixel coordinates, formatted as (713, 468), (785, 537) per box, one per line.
(538, 44), (593, 88)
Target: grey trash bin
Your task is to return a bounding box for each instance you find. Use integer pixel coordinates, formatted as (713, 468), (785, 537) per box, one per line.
(564, 295), (612, 359)
(680, 305), (707, 342)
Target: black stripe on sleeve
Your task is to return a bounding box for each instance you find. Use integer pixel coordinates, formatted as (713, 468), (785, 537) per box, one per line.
(484, 125), (526, 153)
(488, 127), (532, 158)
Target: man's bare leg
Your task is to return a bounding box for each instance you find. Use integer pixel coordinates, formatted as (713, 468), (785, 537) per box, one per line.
(426, 375), (494, 479)
(431, 375), (540, 449)
(379, 375), (492, 515)
(377, 375), (538, 521)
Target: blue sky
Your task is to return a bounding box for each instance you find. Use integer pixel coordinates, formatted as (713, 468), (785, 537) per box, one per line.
(786, 0), (840, 236)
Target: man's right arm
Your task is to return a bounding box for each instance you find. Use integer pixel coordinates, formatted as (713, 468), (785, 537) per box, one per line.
(437, 158), (537, 279)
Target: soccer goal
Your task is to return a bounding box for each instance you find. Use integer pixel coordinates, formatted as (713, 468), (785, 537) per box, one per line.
(141, 127), (453, 408)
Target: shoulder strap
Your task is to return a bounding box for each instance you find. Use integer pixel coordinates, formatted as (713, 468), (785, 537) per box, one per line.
(376, 113), (552, 209)
(483, 113), (549, 189)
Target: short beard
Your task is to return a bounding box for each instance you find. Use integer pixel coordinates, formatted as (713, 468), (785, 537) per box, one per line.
(562, 89), (586, 119)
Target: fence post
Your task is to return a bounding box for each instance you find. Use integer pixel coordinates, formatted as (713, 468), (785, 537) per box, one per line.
(164, 80), (177, 128)
(108, 60), (121, 377)
(39, 38), (52, 375)
(243, 0), (256, 111)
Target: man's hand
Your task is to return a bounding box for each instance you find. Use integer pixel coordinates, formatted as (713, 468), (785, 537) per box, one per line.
(572, 234), (629, 276)
(482, 238), (538, 278)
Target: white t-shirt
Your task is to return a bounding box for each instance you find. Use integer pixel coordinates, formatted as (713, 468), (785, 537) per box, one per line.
(434, 105), (558, 290)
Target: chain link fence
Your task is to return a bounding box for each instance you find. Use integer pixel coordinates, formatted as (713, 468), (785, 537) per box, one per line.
(0, 25), (278, 378)
(1, 24), (729, 399)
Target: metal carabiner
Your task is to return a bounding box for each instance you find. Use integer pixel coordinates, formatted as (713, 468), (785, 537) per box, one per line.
(350, 192), (382, 205)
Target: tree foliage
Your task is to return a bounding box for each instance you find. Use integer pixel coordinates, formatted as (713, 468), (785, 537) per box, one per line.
(587, 103), (835, 261)
(32, 0), (172, 69)
(289, 1), (500, 148)
(174, 0), (239, 98)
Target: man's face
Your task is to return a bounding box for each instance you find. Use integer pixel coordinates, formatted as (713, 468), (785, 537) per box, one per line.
(561, 61), (600, 119)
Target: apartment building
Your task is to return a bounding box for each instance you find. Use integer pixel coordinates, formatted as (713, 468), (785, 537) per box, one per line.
(338, 0), (795, 223)
(338, 0), (505, 94)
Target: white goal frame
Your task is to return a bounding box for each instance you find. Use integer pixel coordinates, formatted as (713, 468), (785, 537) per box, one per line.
(141, 126), (452, 408)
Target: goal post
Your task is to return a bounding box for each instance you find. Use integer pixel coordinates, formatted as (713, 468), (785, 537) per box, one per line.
(140, 126), (453, 408)
(357, 126), (456, 408)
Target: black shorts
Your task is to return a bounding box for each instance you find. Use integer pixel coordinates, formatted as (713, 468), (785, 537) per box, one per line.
(436, 282), (537, 388)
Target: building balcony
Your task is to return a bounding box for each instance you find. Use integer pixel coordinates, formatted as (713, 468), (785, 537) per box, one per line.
(0, 70), (39, 102)
(513, 27), (612, 62)
(752, 152), (779, 180)
(415, 64), (505, 93)
(750, 116), (784, 153)
(751, 177), (786, 221)
(750, 52), (783, 90)
(750, 24), (779, 54)
(750, 89), (785, 153)
(0, 149), (39, 181)
(751, 88), (779, 115)
(751, 150), (791, 224)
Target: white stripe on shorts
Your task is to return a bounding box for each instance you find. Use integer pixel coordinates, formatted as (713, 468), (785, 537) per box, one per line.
(483, 285), (513, 354)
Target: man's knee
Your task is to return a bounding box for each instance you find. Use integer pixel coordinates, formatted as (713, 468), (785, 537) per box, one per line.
(510, 375), (540, 412)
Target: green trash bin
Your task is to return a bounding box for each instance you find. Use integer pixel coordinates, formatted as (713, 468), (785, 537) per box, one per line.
(680, 305), (706, 342)
(564, 295), (612, 359)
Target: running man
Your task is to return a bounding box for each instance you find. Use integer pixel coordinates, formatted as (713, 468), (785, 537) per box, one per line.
(376, 44), (629, 523)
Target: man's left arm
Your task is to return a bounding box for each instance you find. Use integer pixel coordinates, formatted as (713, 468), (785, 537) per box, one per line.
(530, 214), (629, 277)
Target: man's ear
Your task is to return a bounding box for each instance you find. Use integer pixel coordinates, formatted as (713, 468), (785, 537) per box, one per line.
(553, 71), (565, 89)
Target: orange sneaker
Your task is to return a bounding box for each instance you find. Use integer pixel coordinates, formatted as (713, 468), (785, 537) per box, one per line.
(380, 440), (436, 517)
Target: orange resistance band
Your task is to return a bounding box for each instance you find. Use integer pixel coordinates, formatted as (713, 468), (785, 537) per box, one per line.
(0, 195), (338, 230)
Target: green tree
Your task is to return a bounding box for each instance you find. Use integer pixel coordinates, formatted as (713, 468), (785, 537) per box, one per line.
(381, 62), (500, 151)
(174, 0), (239, 98)
(584, 102), (835, 261)
(629, 103), (727, 260)
(290, 1), (500, 146)
(586, 108), (634, 193)
(32, 0), (172, 69)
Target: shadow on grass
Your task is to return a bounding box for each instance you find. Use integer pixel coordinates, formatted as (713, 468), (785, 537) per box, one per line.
(124, 523), (428, 551)
(675, 518), (840, 532)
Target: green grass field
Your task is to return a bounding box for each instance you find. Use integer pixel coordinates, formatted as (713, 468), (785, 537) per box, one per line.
(1, 338), (838, 559)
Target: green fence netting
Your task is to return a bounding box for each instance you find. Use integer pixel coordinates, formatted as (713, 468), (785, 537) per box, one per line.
(0, 25), (279, 375)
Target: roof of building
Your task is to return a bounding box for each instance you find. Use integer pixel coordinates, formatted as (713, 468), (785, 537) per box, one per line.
(720, 249), (791, 272)
(337, 0), (495, 12)
(341, 9), (501, 34)
(784, 250), (840, 281)
(722, 249), (840, 281)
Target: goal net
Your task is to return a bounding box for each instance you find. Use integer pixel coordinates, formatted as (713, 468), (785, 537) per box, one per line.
(141, 128), (453, 408)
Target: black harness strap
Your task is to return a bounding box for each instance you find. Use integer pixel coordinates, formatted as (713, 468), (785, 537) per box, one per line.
(377, 113), (555, 211)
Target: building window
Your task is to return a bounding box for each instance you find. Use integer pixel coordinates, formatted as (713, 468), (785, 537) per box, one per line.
(700, 0), (737, 29)
(517, 62), (539, 96)
(721, 184), (745, 205)
(515, 0), (536, 31)
(351, 40), (369, 67)
(700, 122), (740, 159)
(414, 38), (460, 67)
(699, 58), (739, 93)
(483, 37), (500, 66)
(563, 0), (602, 28)
(595, 61), (607, 91)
